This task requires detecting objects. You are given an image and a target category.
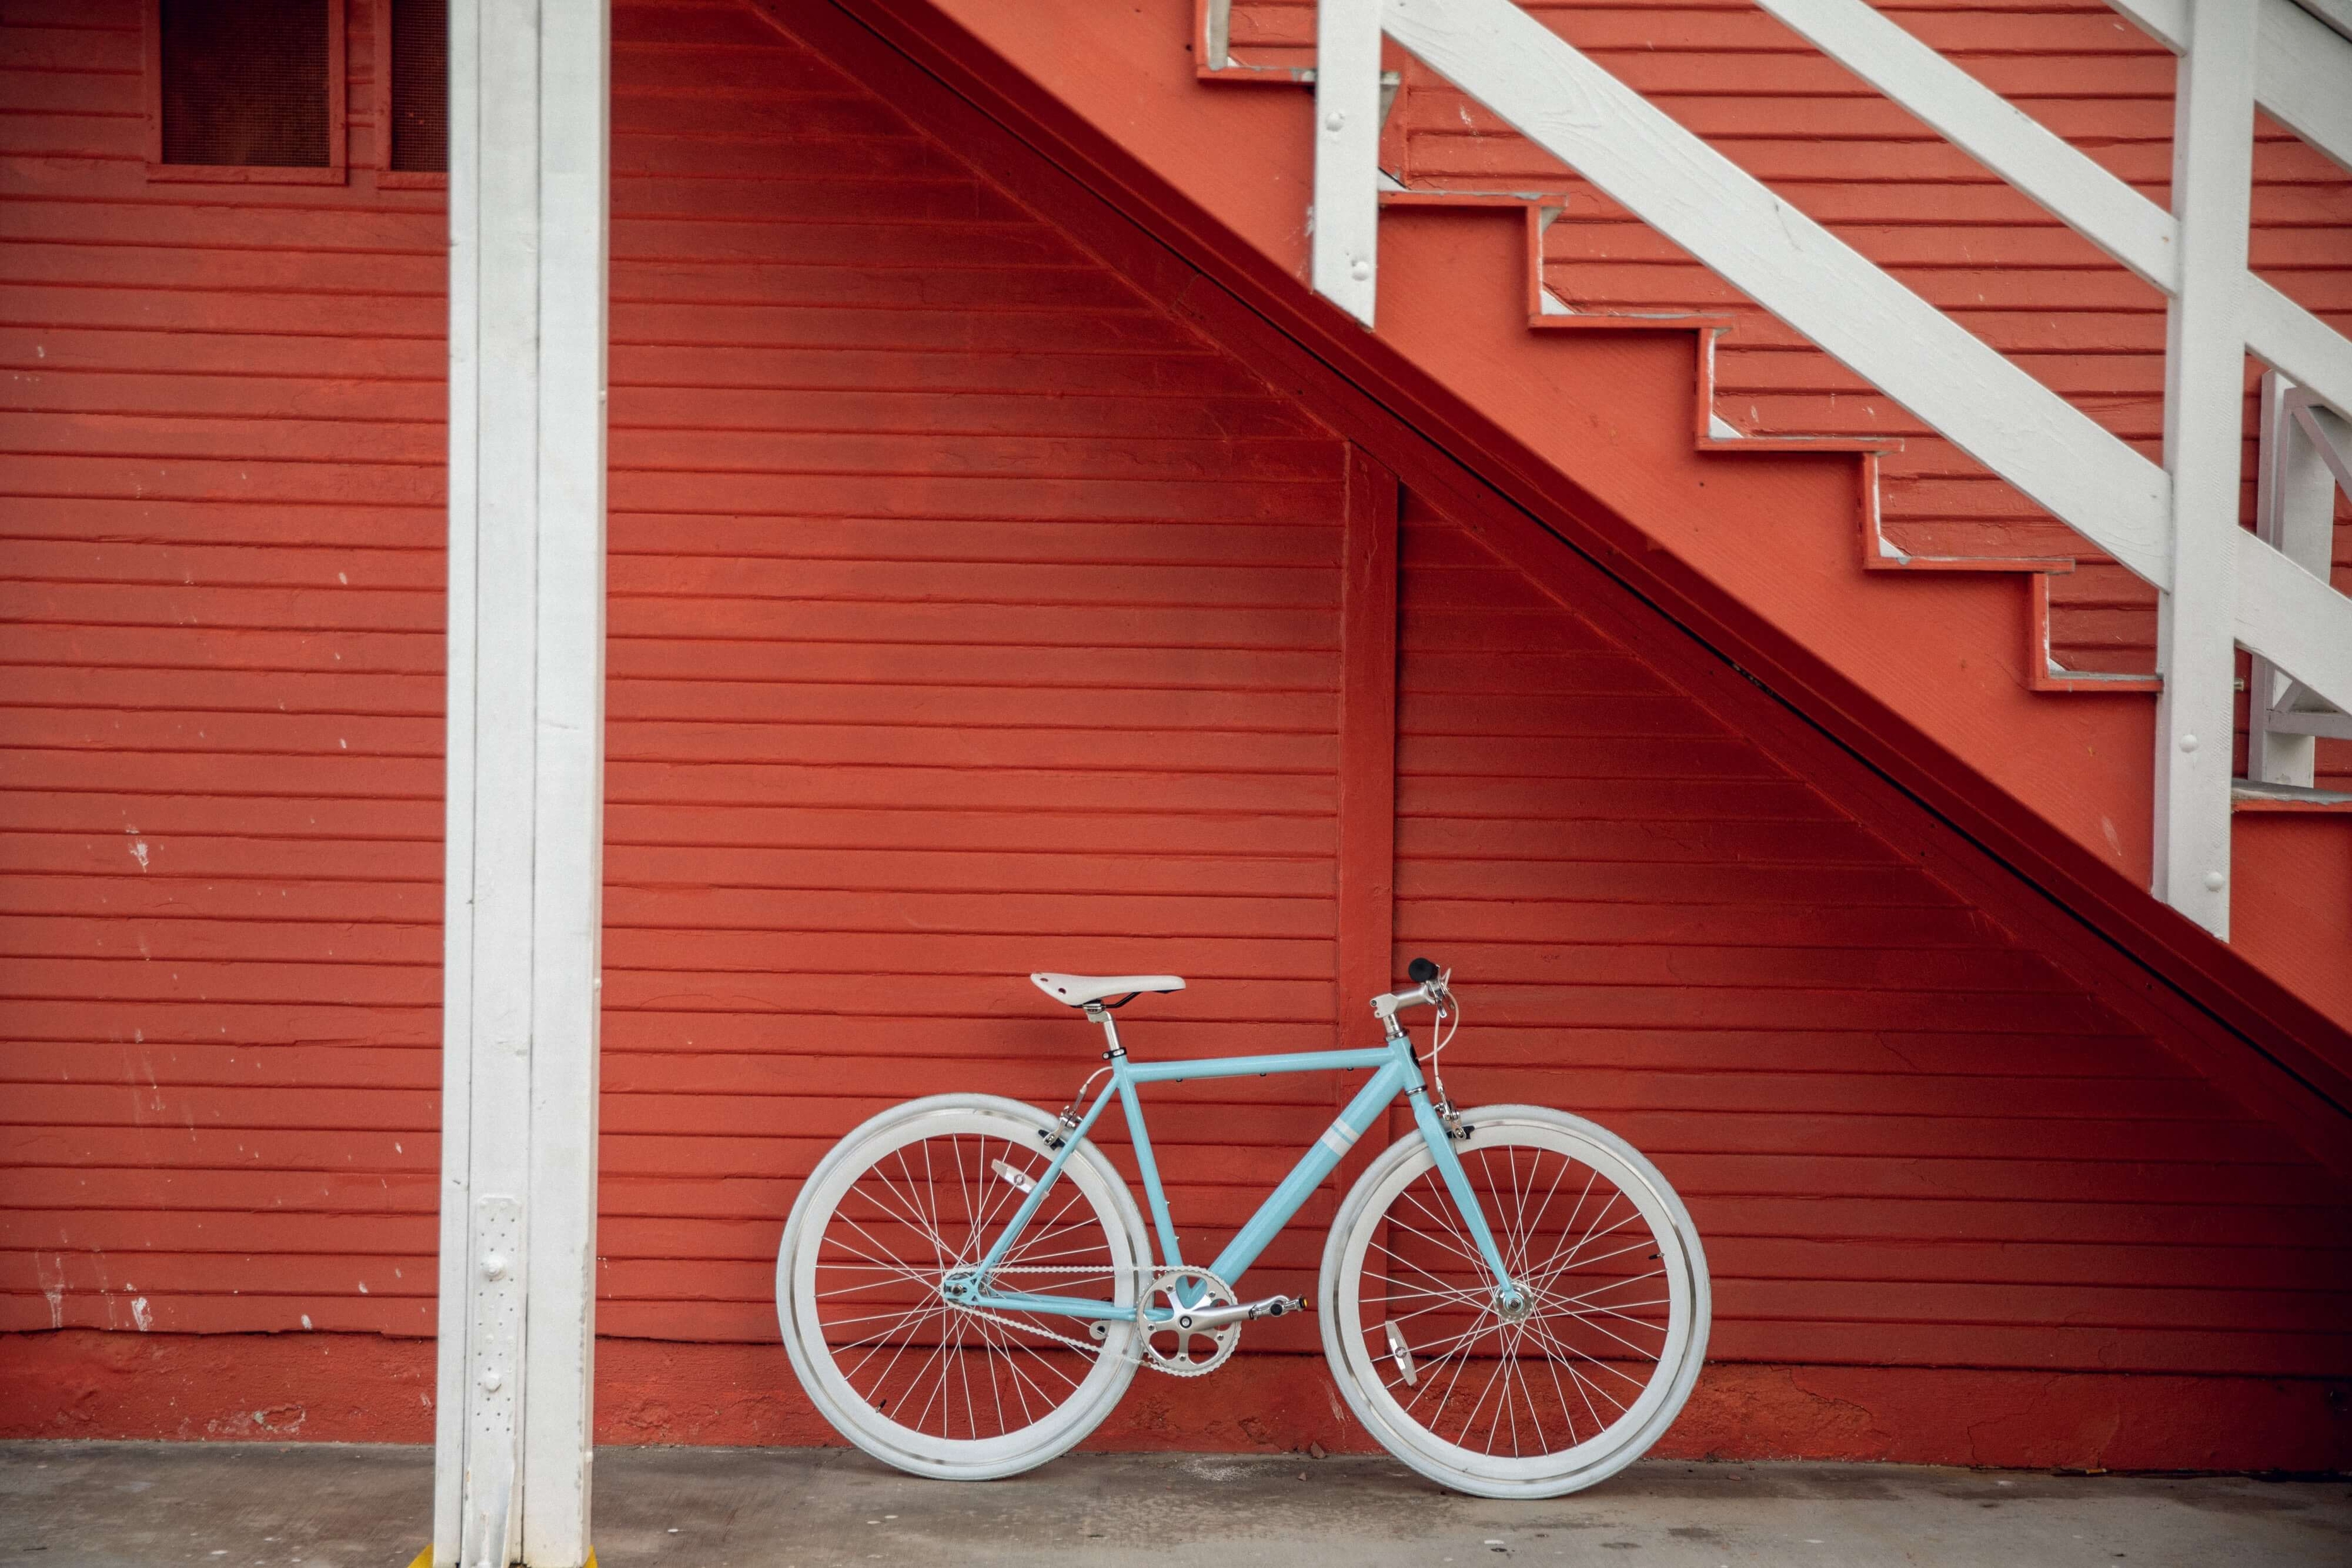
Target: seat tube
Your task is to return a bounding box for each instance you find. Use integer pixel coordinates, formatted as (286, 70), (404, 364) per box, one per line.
(1117, 1059), (1184, 1273)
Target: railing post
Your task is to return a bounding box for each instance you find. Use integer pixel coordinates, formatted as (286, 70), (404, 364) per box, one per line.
(2151, 0), (2259, 937)
(1311, 0), (1381, 326)
(2248, 371), (2340, 786)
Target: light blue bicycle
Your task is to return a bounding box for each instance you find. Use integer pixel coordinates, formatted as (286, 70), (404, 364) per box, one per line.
(776, 959), (1709, 1497)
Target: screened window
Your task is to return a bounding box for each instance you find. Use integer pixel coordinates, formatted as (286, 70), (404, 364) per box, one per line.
(385, 0), (448, 174)
(158, 0), (333, 167)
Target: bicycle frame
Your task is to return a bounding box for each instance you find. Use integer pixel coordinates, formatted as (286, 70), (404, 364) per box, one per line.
(949, 1015), (1521, 1324)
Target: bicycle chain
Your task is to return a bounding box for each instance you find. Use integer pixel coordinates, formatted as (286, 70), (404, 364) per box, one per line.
(937, 1263), (1237, 1379)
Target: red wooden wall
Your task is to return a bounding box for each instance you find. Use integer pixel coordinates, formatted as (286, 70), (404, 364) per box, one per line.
(3, 0), (2348, 1466)
(3, 0), (449, 1346)
(1396, 492), (2348, 1381)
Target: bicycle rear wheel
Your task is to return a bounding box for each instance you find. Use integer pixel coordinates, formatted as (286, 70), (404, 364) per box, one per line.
(1321, 1105), (1709, 1497)
(777, 1093), (1149, 1480)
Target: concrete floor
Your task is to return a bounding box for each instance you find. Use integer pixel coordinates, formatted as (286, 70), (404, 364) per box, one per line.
(1, 1443), (2346, 1568)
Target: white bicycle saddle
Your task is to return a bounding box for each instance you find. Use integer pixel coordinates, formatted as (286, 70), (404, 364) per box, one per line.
(1030, 972), (1185, 1007)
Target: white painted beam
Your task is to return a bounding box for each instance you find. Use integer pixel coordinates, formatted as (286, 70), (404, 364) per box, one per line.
(2238, 383), (2352, 723)
(1382, 0), (2175, 586)
(1313, 0), (1382, 325)
(2248, 281), (2352, 428)
(1756, 0), (2178, 292)
(436, 2), (609, 1565)
(2236, 526), (2352, 716)
(520, 4), (609, 1562)
(2293, 0), (2352, 45)
(1754, 0), (2352, 429)
(2257, 0), (2352, 176)
(2151, 0), (2258, 937)
(430, 0), (483, 1541)
(2247, 374), (2332, 784)
(2109, 0), (2352, 176)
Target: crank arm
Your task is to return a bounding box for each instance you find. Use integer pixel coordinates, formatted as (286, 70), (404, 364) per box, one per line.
(1173, 1293), (1307, 1331)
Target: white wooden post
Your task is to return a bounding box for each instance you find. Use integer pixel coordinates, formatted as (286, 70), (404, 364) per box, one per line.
(1312, 0), (1381, 326)
(2250, 372), (2339, 785)
(432, 2), (609, 1565)
(2151, 0), (2257, 936)
(2248, 373), (2352, 785)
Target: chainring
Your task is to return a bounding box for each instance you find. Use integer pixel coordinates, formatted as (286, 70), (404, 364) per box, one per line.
(1136, 1268), (1240, 1376)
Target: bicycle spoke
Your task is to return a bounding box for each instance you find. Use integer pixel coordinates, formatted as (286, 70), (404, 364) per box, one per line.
(1524, 1234), (1661, 1298)
(1518, 1309), (1651, 1393)
(1398, 1185), (1491, 1276)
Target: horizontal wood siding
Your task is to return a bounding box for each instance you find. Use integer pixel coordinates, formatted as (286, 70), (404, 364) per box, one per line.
(1225, 0), (2351, 784)
(1393, 491), (2352, 1375)
(1, 0), (447, 1338)
(3, 0), (2346, 1420)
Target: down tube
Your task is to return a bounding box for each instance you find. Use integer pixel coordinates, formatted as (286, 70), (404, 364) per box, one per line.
(1207, 1057), (1408, 1289)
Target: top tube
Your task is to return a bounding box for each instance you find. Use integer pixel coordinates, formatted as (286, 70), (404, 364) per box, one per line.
(1122, 1047), (1394, 1085)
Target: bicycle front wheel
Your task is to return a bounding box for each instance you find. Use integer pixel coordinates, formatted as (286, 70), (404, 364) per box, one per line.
(777, 1093), (1149, 1480)
(1321, 1105), (1709, 1497)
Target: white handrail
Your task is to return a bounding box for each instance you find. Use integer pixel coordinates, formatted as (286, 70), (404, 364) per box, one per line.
(1755, 0), (2352, 431)
(1757, 0), (2178, 292)
(2111, 0), (2352, 175)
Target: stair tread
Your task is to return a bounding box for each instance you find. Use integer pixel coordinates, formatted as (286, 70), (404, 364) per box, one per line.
(2231, 779), (2352, 812)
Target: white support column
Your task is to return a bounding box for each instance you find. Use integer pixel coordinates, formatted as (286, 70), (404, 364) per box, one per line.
(433, 3), (610, 1565)
(2151, 0), (2257, 936)
(1312, 0), (1382, 326)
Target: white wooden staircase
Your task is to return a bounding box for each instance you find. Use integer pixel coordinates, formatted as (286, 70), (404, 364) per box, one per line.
(1197, 0), (2352, 942)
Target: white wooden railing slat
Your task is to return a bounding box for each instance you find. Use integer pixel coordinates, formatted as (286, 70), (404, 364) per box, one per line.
(2248, 375), (2320, 785)
(1755, 1), (2352, 428)
(2295, 0), (2352, 46)
(1313, 0), (1382, 326)
(2235, 529), (2352, 725)
(2246, 282), (2352, 430)
(1755, 0), (2177, 292)
(2257, 0), (2352, 177)
(2111, 0), (2352, 175)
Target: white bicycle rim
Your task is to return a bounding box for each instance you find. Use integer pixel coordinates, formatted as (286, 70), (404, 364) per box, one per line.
(1320, 1105), (1710, 1498)
(777, 1093), (1149, 1480)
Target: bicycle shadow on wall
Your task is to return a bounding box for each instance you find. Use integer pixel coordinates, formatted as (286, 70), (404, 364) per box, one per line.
(775, 958), (1709, 1498)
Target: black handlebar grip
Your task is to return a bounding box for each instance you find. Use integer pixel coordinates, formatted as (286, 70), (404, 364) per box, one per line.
(1407, 956), (1441, 985)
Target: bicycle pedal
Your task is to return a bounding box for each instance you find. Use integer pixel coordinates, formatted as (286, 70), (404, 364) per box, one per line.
(1382, 1321), (1418, 1387)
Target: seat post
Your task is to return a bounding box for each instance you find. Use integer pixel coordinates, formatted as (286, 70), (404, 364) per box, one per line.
(1083, 1001), (1126, 1058)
